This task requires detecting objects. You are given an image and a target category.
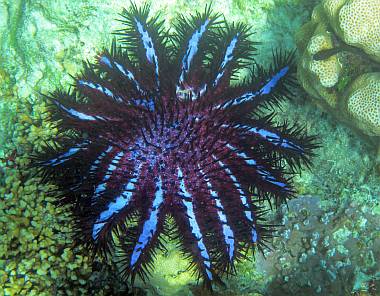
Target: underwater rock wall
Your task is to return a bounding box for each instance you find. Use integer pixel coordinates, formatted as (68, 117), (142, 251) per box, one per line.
(0, 0), (379, 295)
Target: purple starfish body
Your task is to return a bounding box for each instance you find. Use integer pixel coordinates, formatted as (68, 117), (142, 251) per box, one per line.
(37, 3), (318, 289)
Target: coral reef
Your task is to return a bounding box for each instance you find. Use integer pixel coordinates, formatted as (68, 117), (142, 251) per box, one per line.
(327, 0), (380, 62)
(296, 0), (380, 170)
(0, 97), (141, 294)
(203, 98), (380, 296)
(265, 195), (380, 295)
(0, 100), (102, 295)
(0, 0), (379, 295)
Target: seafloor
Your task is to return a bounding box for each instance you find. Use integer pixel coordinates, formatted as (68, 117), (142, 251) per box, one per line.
(0, 0), (379, 295)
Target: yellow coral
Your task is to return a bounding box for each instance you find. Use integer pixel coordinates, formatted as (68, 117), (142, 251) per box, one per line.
(0, 96), (107, 294)
(347, 73), (380, 136)
(311, 3), (326, 23)
(322, 0), (346, 23)
(338, 0), (380, 61)
(307, 29), (342, 88)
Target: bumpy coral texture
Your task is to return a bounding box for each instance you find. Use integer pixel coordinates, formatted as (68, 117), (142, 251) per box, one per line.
(0, 100), (97, 296)
(338, 0), (380, 60)
(347, 73), (380, 135)
(322, 0), (346, 20)
(36, 4), (317, 289)
(307, 31), (341, 88)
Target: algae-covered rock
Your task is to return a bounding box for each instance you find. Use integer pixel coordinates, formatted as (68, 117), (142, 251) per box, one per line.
(296, 0), (380, 146)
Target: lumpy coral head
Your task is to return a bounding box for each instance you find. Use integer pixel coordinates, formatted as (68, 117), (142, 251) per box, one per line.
(35, 3), (318, 290)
